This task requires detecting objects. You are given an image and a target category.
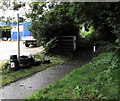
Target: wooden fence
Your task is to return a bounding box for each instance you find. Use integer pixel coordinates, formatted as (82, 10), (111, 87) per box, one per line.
(60, 36), (76, 51)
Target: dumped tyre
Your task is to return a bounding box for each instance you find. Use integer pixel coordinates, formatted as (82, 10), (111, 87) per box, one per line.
(20, 55), (34, 65)
(40, 59), (50, 64)
(19, 56), (50, 69)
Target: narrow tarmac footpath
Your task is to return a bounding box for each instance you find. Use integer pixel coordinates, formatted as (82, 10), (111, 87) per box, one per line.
(0, 51), (92, 100)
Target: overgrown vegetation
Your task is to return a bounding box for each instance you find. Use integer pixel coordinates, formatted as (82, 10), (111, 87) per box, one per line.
(24, 45), (119, 100)
(26, 3), (79, 52)
(0, 2), (119, 99)
(0, 2), (119, 53)
(80, 26), (94, 37)
(26, 2), (120, 53)
(0, 52), (67, 87)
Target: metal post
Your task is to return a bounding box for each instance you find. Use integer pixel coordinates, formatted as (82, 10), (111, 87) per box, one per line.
(17, 13), (20, 61)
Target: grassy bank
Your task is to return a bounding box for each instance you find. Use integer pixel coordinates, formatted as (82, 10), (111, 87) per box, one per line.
(24, 51), (119, 100)
(0, 52), (67, 87)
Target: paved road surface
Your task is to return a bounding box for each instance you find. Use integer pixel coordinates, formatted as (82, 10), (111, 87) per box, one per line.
(0, 51), (92, 100)
(0, 41), (43, 62)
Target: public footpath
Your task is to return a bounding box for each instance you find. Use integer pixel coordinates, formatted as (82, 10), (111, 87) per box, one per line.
(0, 51), (92, 99)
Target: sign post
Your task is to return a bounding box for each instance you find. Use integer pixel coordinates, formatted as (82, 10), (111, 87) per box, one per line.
(17, 13), (20, 61)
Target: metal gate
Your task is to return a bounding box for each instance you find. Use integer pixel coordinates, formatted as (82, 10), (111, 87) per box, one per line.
(60, 36), (76, 51)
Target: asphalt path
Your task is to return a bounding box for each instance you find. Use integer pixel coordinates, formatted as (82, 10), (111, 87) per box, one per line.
(0, 41), (43, 62)
(0, 51), (92, 99)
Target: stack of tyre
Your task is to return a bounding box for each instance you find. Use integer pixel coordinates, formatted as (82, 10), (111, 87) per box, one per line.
(20, 56), (35, 68)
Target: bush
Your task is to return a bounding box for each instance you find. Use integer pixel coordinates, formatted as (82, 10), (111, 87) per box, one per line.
(28, 3), (79, 53)
(25, 51), (119, 100)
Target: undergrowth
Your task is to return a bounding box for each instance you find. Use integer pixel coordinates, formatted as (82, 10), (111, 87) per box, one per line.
(24, 49), (119, 100)
(0, 52), (67, 87)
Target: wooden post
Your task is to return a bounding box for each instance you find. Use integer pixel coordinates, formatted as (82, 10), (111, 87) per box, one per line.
(73, 36), (76, 51)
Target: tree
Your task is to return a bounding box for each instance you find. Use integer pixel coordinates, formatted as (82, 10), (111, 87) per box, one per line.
(26, 2), (79, 52)
(73, 2), (120, 44)
(0, 0), (26, 22)
(27, 2), (120, 52)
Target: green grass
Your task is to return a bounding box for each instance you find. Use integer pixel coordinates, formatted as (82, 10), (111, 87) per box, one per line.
(0, 61), (8, 69)
(0, 52), (67, 87)
(24, 51), (119, 100)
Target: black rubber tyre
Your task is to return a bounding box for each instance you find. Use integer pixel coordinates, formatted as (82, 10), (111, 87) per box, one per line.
(20, 56), (34, 64)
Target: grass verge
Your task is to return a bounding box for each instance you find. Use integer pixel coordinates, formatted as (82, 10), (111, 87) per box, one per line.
(24, 51), (119, 100)
(0, 52), (68, 87)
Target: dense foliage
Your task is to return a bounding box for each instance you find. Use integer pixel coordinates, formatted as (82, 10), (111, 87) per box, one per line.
(69, 2), (119, 46)
(26, 3), (79, 52)
(26, 2), (120, 53)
